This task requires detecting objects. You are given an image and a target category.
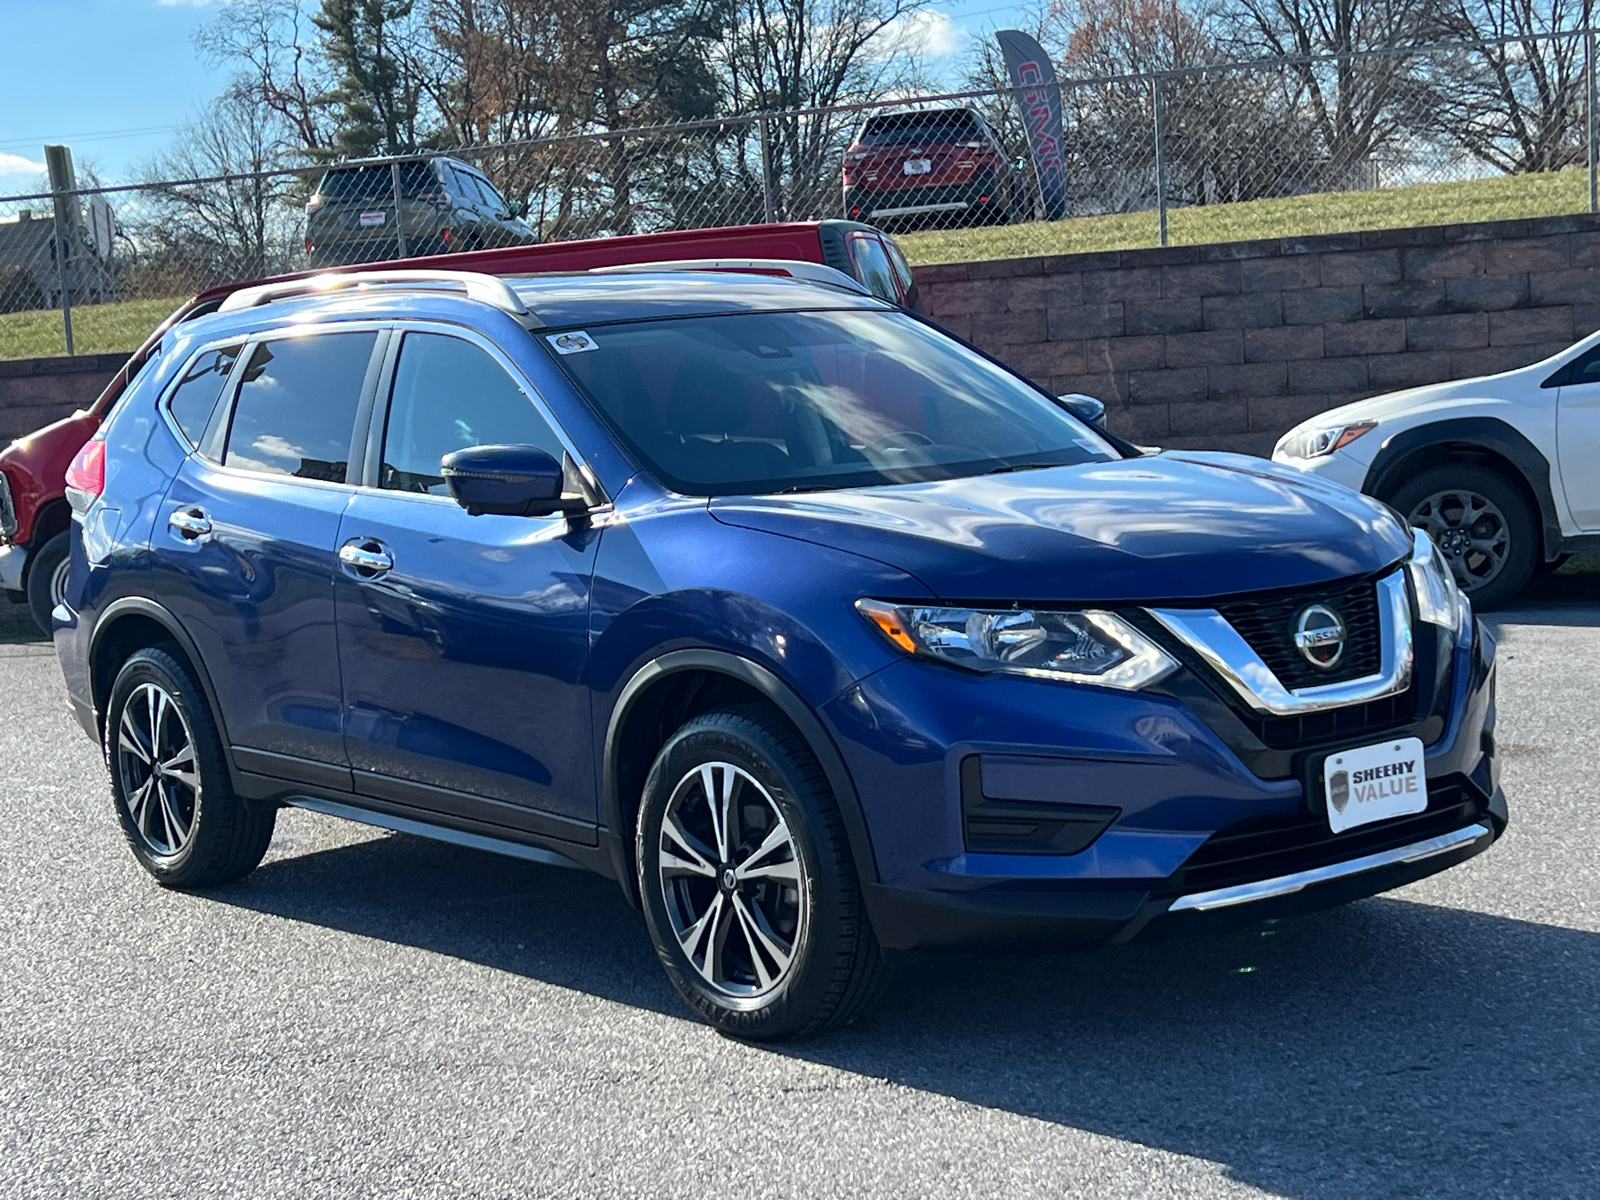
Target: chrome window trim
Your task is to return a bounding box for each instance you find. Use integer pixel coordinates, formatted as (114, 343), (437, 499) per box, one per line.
(382, 318), (609, 505)
(1147, 569), (1414, 717)
(1168, 822), (1491, 913)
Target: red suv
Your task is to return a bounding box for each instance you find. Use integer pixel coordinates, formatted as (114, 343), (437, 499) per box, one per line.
(0, 220), (919, 630)
(843, 107), (1023, 229)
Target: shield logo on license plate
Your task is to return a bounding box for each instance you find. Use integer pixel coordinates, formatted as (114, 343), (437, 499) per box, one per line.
(1328, 769), (1350, 813)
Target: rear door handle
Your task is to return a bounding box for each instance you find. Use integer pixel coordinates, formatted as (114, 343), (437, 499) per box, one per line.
(168, 507), (212, 541)
(339, 538), (394, 577)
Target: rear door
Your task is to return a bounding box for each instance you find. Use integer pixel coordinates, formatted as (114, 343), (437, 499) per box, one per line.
(334, 326), (601, 840)
(151, 327), (382, 779)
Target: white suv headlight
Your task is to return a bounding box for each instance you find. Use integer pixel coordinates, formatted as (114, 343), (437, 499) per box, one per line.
(1277, 419), (1377, 460)
(856, 600), (1178, 689)
(1408, 529), (1468, 634)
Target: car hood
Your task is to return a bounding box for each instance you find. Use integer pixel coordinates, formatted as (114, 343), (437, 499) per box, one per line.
(709, 452), (1414, 603)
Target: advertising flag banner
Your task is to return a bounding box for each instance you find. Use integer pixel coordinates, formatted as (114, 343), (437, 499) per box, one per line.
(996, 30), (1067, 221)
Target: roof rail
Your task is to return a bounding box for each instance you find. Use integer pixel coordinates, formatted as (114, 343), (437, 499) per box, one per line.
(589, 258), (872, 297)
(217, 270), (540, 325)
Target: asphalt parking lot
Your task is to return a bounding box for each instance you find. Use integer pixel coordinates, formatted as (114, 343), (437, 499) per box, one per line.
(3, 575), (1599, 1199)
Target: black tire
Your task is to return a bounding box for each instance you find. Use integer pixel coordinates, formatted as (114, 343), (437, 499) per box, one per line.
(106, 647), (275, 888)
(1387, 464), (1538, 611)
(636, 706), (886, 1041)
(25, 531), (69, 634)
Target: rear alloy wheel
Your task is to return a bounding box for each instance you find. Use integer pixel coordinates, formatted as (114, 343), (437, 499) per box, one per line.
(24, 531), (69, 634)
(1390, 464), (1537, 611)
(637, 707), (886, 1041)
(107, 648), (275, 887)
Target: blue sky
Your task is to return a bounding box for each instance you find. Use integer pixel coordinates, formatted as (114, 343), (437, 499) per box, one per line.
(0, 0), (1032, 193)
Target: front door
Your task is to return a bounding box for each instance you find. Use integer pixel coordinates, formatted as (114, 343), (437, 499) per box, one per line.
(151, 328), (381, 773)
(335, 328), (601, 841)
(1558, 346), (1600, 528)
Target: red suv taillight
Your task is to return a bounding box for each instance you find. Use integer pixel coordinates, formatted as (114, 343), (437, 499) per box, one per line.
(64, 437), (105, 513)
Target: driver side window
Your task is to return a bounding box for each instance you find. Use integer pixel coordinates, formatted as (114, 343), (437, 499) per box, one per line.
(381, 332), (566, 495)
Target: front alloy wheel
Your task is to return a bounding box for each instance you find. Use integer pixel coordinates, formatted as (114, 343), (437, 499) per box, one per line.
(1391, 464), (1537, 610)
(658, 761), (805, 998)
(637, 707), (886, 1040)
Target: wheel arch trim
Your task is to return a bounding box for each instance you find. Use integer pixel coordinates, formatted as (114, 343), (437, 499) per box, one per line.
(1362, 416), (1561, 561)
(602, 648), (880, 905)
(89, 596), (235, 766)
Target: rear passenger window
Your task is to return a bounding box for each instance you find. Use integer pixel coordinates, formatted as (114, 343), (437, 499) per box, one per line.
(847, 234), (899, 304)
(166, 344), (241, 446)
(381, 332), (565, 495)
(223, 332), (376, 482)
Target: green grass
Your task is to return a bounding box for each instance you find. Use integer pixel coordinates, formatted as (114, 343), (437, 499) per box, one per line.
(898, 167), (1592, 266)
(0, 295), (185, 360)
(0, 170), (1592, 359)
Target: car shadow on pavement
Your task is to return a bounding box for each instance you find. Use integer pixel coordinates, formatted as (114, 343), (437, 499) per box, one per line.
(214, 830), (1599, 1199)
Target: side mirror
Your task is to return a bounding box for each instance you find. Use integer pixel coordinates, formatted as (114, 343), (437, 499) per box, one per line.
(1057, 393), (1107, 427)
(441, 444), (587, 517)
(509, 198), (528, 218)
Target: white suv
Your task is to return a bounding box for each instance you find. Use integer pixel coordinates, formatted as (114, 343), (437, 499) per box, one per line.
(1273, 331), (1600, 608)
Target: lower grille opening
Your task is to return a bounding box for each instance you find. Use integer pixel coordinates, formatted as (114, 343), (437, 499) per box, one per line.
(1161, 776), (1488, 898)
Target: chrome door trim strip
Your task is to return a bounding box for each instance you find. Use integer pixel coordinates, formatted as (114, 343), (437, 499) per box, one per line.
(1147, 570), (1413, 717)
(1167, 821), (1491, 913)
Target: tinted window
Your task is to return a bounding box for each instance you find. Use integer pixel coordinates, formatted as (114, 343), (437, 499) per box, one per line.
(1560, 345), (1600, 386)
(382, 333), (564, 495)
(848, 235), (899, 303)
(166, 343), (240, 446)
(317, 162), (436, 202)
(470, 173), (507, 212)
(882, 237), (915, 295)
(554, 310), (1116, 496)
(859, 111), (979, 146)
(224, 333), (376, 482)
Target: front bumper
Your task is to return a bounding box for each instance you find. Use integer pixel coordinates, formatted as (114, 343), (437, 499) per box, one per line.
(0, 541), (26, 591)
(829, 611), (1501, 951)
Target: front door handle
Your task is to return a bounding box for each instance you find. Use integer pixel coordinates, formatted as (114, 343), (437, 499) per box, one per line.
(339, 538), (394, 577)
(168, 507), (212, 541)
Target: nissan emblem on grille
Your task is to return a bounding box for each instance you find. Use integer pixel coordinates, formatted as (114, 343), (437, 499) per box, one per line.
(1293, 604), (1347, 669)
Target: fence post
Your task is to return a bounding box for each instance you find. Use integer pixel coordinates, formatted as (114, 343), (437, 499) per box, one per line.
(1588, 30), (1597, 215)
(759, 116), (777, 223)
(1152, 74), (1169, 248)
(389, 160), (409, 259)
(52, 206), (75, 357)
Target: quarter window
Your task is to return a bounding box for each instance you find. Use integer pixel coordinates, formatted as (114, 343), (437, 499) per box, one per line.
(381, 332), (564, 495)
(223, 332), (376, 482)
(847, 234), (899, 304)
(166, 344), (242, 446)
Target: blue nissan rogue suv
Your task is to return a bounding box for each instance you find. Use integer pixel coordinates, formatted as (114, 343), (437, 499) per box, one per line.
(54, 267), (1504, 1040)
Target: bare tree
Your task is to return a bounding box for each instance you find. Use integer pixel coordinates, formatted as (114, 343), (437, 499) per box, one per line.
(195, 0), (336, 157)
(129, 88), (308, 295)
(1432, 0), (1594, 173)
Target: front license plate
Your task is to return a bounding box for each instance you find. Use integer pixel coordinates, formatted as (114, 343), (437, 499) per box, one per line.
(1322, 737), (1427, 834)
(358, 210), (388, 227)
(903, 158), (932, 175)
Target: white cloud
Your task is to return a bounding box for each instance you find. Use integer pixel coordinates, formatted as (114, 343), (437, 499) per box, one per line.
(869, 10), (965, 61)
(0, 153), (45, 178)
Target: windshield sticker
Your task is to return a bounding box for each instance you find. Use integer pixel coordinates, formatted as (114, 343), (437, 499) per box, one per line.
(547, 330), (598, 355)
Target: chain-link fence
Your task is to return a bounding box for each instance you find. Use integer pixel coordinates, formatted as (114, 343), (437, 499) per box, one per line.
(5, 30), (1600, 360)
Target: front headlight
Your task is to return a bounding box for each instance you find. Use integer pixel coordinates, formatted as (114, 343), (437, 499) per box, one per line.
(1277, 419), (1377, 460)
(856, 600), (1178, 689)
(1408, 529), (1467, 633)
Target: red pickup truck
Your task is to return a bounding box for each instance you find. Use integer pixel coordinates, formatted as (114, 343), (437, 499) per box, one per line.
(0, 220), (919, 630)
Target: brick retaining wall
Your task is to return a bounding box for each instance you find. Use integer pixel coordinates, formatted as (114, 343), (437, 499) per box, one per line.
(911, 212), (1600, 457)
(0, 353), (127, 443)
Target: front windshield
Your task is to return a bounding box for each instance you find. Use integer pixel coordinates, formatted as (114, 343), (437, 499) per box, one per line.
(550, 309), (1118, 496)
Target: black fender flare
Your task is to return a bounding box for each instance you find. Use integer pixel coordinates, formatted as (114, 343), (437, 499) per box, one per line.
(1362, 416), (1561, 562)
(89, 595), (236, 767)
(602, 648), (880, 903)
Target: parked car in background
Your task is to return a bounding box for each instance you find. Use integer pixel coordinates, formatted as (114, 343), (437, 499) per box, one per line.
(1274, 328), (1600, 608)
(56, 266), (1500, 1041)
(0, 220), (918, 632)
(306, 155), (539, 267)
(843, 107), (1024, 229)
